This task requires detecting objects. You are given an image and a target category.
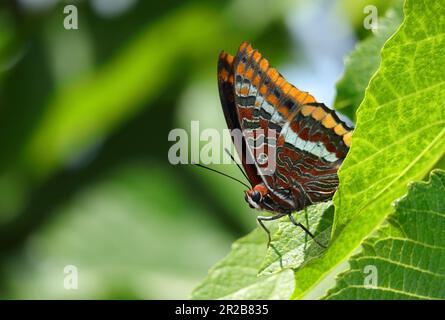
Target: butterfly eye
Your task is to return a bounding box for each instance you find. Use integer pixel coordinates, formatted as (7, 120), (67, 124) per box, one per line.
(251, 190), (262, 203)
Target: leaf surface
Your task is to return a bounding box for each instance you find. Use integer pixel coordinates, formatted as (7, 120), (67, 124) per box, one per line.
(191, 228), (294, 300)
(325, 170), (445, 299)
(292, 0), (445, 299)
(334, 1), (403, 120)
(258, 202), (333, 276)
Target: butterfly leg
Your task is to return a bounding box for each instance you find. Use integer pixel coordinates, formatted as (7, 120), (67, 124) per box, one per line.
(257, 214), (287, 247)
(287, 214), (326, 249)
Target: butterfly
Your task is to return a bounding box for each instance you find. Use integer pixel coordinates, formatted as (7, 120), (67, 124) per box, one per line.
(217, 42), (353, 246)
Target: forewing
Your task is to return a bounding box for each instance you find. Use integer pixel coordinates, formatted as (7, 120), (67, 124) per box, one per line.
(217, 51), (261, 187)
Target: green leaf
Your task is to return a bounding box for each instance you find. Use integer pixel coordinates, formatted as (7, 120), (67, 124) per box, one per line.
(325, 170), (445, 299)
(292, 0), (445, 299)
(258, 202), (333, 276)
(190, 228), (294, 300)
(434, 155), (445, 171)
(334, 1), (403, 120)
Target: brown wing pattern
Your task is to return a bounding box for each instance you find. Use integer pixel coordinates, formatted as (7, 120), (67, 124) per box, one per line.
(218, 50), (262, 187)
(220, 42), (353, 212)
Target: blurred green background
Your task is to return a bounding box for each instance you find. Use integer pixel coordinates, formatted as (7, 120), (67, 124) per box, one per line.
(0, 0), (393, 299)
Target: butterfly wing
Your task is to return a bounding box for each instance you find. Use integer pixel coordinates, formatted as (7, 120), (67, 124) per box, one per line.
(230, 42), (353, 211)
(217, 50), (262, 187)
(276, 102), (352, 207)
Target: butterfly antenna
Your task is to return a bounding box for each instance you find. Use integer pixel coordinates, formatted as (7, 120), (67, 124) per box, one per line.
(224, 148), (252, 186)
(193, 163), (251, 189)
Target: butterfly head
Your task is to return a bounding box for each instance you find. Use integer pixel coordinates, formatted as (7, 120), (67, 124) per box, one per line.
(245, 184), (268, 210)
